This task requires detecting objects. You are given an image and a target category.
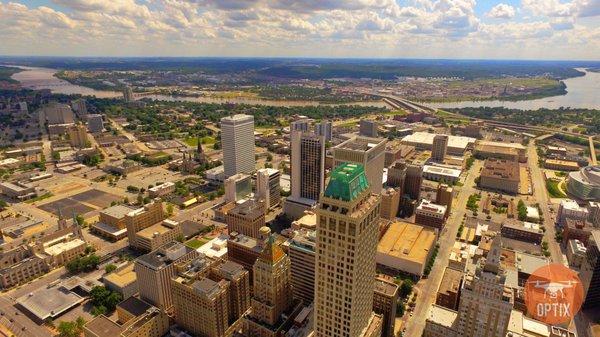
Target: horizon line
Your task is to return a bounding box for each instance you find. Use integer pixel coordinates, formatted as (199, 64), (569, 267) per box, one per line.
(1, 55), (600, 63)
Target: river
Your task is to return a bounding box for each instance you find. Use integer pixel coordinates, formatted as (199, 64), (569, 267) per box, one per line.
(429, 68), (600, 110)
(8, 66), (387, 108)
(7, 65), (600, 110)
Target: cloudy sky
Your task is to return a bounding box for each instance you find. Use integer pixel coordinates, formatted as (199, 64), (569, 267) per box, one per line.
(0, 0), (599, 60)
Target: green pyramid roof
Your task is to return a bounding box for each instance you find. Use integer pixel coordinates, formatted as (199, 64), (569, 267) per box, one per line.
(324, 163), (369, 201)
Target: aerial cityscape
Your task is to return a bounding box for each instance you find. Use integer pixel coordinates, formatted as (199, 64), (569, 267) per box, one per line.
(0, 1), (599, 337)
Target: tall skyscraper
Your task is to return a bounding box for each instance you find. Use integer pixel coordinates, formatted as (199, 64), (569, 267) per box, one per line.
(86, 114), (104, 133)
(288, 229), (316, 305)
(67, 124), (88, 148)
(171, 255), (229, 337)
(291, 118), (310, 132)
(333, 136), (387, 195)
(582, 231), (600, 309)
(256, 168), (281, 210)
(123, 86), (134, 102)
(404, 163), (423, 200)
(135, 242), (199, 310)
(71, 99), (87, 116)
(242, 227), (295, 337)
(436, 183), (453, 217)
(224, 173), (252, 203)
(314, 163), (383, 337)
(456, 236), (513, 336)
(221, 114), (255, 178)
(431, 134), (448, 162)
(359, 120), (378, 137)
(373, 275), (399, 337)
(284, 129), (325, 218)
(315, 120), (332, 142)
(387, 160), (407, 190)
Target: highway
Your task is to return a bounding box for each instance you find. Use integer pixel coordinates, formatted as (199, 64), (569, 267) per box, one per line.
(401, 160), (483, 336)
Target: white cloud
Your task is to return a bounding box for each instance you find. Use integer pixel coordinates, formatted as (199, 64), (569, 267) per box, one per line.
(486, 3), (515, 19)
(0, 0), (597, 59)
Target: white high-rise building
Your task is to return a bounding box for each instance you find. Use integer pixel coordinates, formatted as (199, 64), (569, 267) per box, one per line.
(221, 114), (255, 178)
(224, 173), (252, 203)
(314, 163), (383, 337)
(256, 168), (281, 210)
(315, 121), (332, 142)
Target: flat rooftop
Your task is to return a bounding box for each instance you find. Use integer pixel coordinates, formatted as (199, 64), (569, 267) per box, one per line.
(438, 267), (463, 296)
(374, 276), (399, 297)
(136, 242), (193, 270)
(44, 237), (86, 256)
(402, 132), (475, 150)
(136, 221), (178, 239)
(427, 304), (457, 328)
(481, 159), (520, 181)
(17, 286), (84, 321)
(84, 315), (123, 337)
(117, 297), (152, 318)
(378, 221), (436, 263)
(101, 204), (136, 219)
(104, 263), (137, 287)
(423, 165), (461, 178)
(334, 136), (386, 152)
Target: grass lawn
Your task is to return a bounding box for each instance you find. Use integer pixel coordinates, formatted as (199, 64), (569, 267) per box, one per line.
(184, 136), (216, 147)
(546, 179), (567, 198)
(185, 238), (209, 249)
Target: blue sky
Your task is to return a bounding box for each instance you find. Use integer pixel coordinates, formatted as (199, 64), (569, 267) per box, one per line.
(1, 0), (599, 59)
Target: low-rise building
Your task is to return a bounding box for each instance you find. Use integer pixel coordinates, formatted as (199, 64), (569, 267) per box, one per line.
(0, 181), (38, 200)
(42, 232), (87, 267)
(422, 165), (461, 184)
(500, 220), (544, 245)
(376, 221), (437, 277)
(544, 159), (580, 171)
(557, 199), (589, 226)
(474, 141), (527, 163)
(104, 262), (138, 300)
(148, 182), (175, 198)
(92, 204), (134, 241)
(415, 199), (447, 229)
(479, 159), (520, 194)
(436, 267), (463, 310)
(562, 219), (592, 246)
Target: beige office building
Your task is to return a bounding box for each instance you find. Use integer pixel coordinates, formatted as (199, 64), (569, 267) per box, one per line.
(226, 199), (265, 239)
(242, 227), (295, 337)
(380, 187), (400, 220)
(256, 168), (281, 210)
(134, 242), (198, 310)
(126, 201), (166, 249)
(333, 136), (386, 195)
(171, 273), (230, 337)
(373, 275), (399, 337)
(314, 163), (383, 337)
(68, 124), (89, 148)
(221, 114), (255, 178)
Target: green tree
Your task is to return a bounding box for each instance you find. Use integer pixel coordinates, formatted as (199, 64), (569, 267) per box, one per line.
(399, 280), (414, 299)
(105, 264), (117, 274)
(166, 203), (174, 216)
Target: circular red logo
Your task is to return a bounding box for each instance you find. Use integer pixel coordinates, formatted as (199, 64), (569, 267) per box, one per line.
(524, 263), (584, 325)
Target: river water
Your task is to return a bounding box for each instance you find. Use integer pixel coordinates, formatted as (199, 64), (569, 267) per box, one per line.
(8, 66), (387, 108)
(8, 65), (600, 110)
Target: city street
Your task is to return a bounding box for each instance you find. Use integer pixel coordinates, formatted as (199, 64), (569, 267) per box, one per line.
(528, 137), (563, 263)
(401, 160), (482, 336)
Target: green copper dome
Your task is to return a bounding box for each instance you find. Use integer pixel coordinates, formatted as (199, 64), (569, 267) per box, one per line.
(324, 163), (369, 201)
